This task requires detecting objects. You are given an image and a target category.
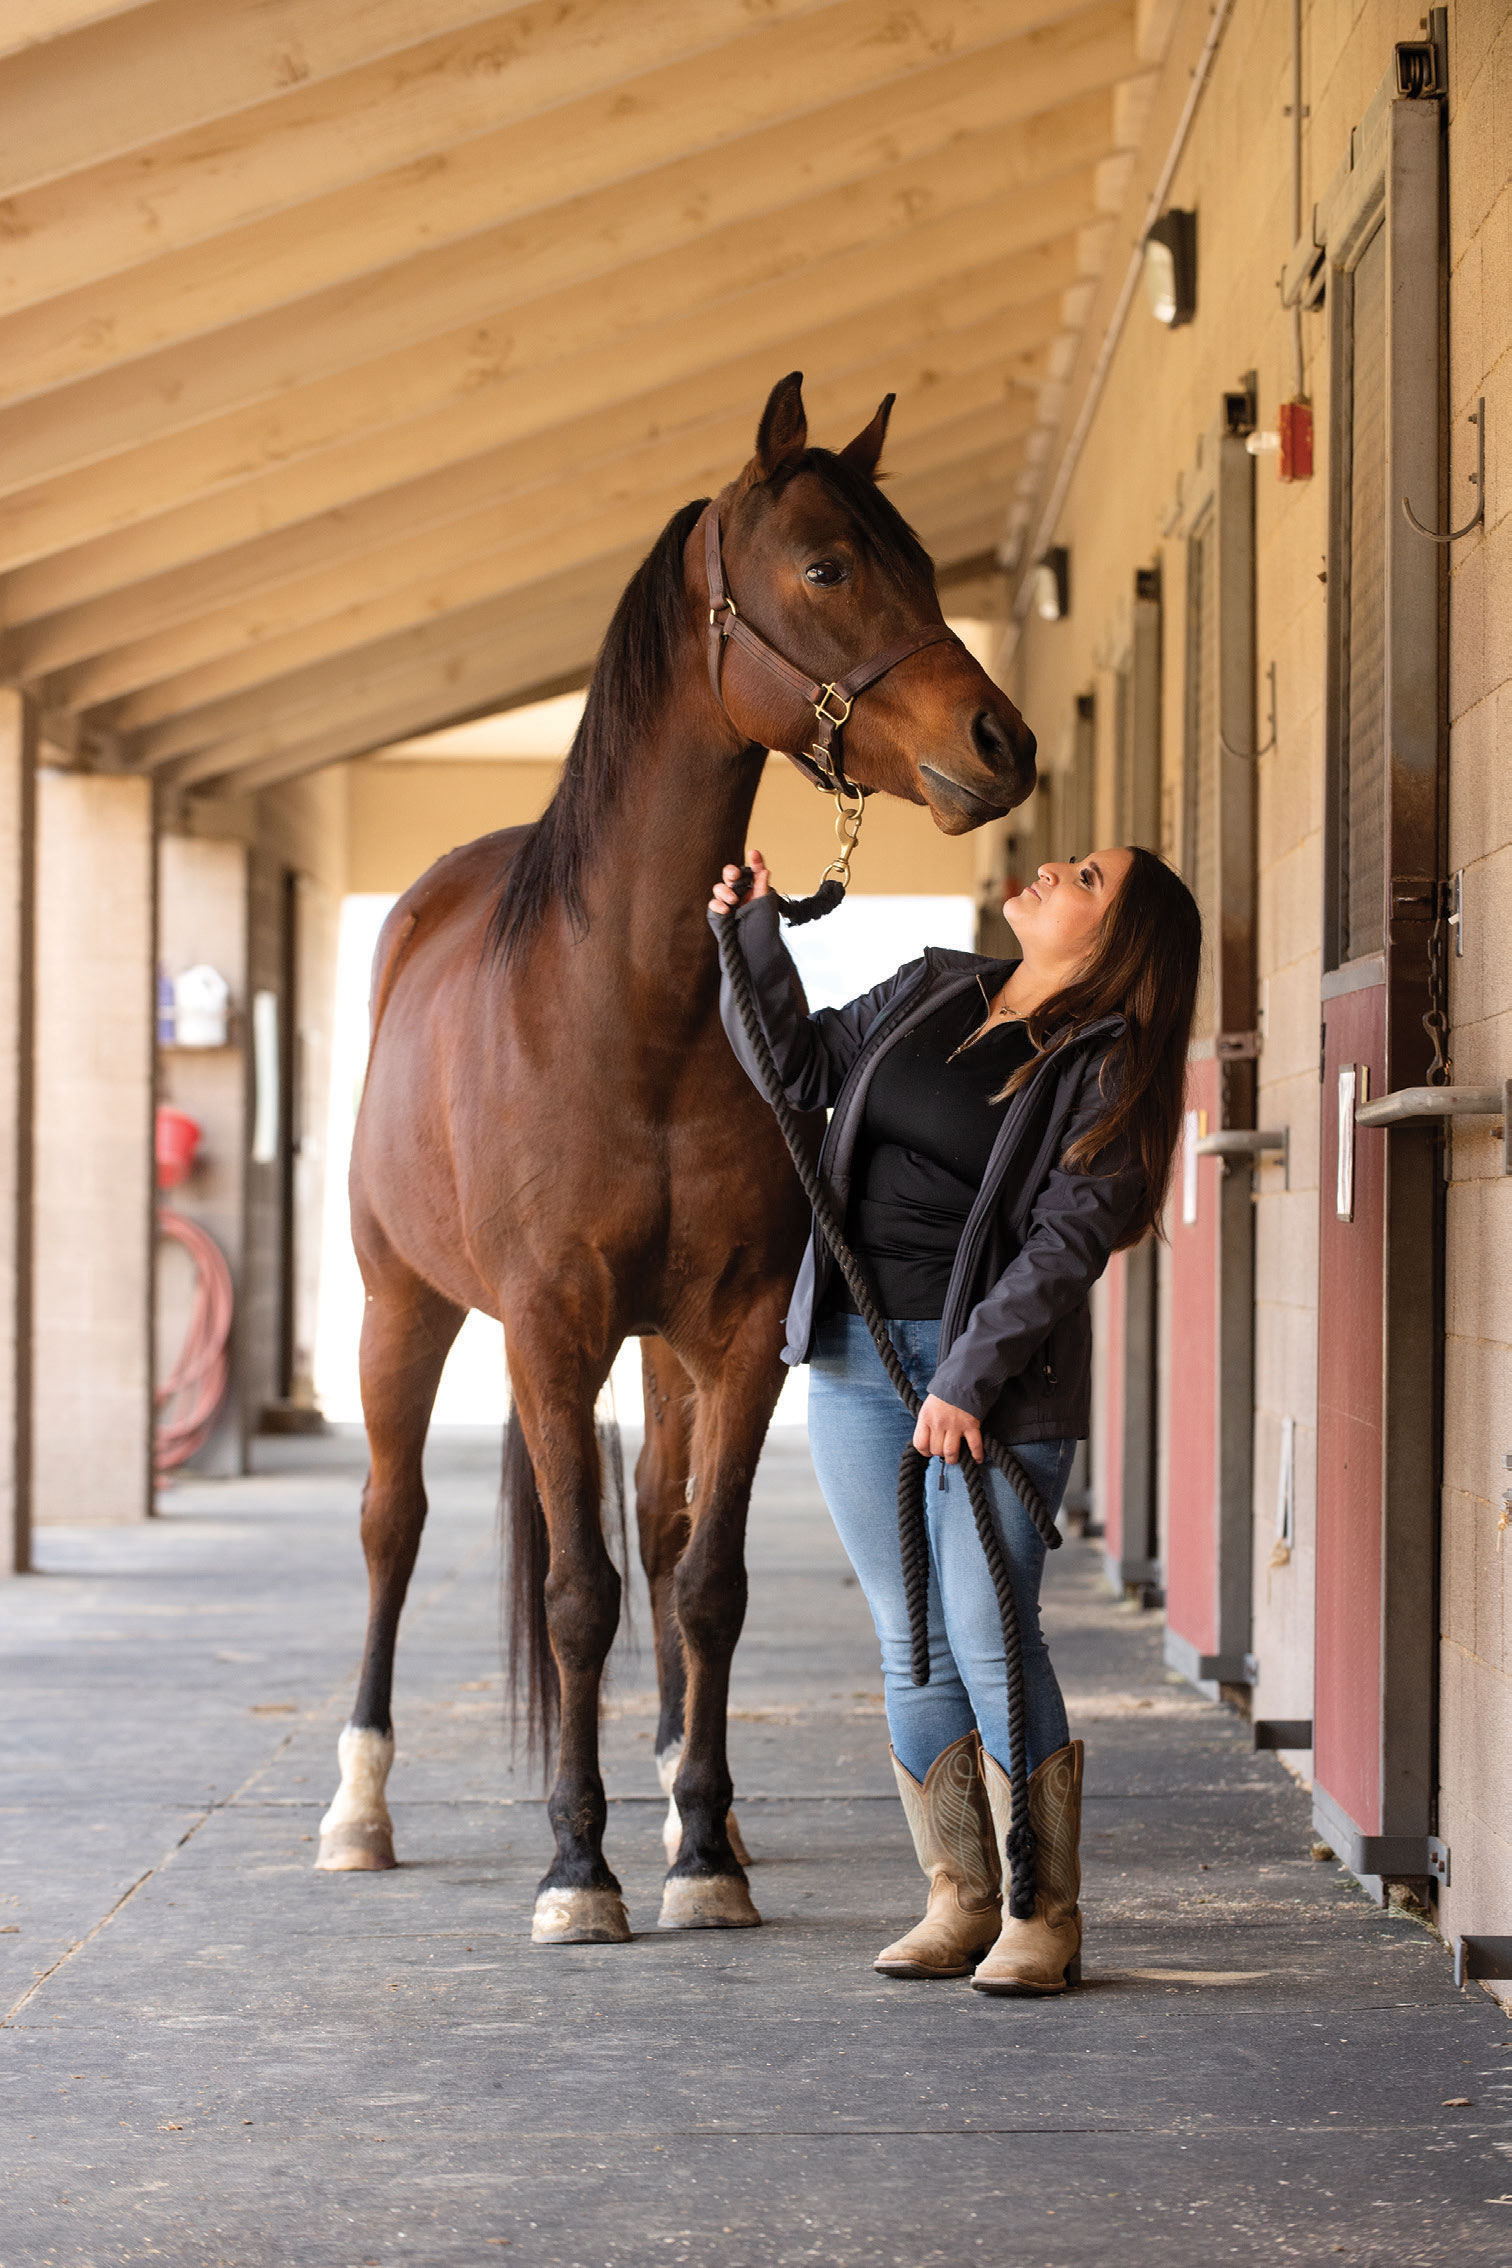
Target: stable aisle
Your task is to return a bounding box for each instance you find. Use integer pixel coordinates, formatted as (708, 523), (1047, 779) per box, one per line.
(2, 1428), (1507, 2266)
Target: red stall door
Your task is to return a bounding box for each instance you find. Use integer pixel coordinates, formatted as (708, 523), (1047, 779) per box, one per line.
(1159, 408), (1260, 1692)
(1308, 66), (1445, 1884)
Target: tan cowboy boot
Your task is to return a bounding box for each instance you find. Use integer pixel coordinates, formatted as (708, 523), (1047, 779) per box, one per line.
(973, 1740), (1084, 1995)
(874, 1732), (1002, 1979)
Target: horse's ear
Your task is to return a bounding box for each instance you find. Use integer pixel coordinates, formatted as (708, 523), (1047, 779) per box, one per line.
(839, 393), (895, 479)
(754, 372), (808, 480)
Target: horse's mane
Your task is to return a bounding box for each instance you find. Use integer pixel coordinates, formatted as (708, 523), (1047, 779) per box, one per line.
(487, 454), (934, 963)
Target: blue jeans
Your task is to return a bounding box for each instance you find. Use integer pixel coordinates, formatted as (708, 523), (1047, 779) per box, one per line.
(807, 1312), (1075, 1784)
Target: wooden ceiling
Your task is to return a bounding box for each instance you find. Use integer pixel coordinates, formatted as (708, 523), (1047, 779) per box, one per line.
(0, 0), (1166, 794)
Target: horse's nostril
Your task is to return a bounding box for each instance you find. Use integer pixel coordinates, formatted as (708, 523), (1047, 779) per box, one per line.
(971, 707), (1010, 763)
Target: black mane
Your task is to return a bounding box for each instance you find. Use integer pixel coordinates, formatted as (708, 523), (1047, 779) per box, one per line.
(487, 457), (934, 962)
(487, 496), (708, 964)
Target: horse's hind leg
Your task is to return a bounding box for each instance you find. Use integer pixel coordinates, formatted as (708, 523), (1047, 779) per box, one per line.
(509, 1312), (628, 1944)
(658, 1309), (785, 1930)
(316, 1254), (463, 1871)
(636, 1337), (751, 1868)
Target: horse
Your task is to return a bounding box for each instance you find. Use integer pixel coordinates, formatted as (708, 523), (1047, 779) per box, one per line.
(315, 372), (1038, 1944)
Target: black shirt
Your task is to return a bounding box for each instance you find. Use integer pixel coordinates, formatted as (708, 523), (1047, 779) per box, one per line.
(830, 983), (1036, 1322)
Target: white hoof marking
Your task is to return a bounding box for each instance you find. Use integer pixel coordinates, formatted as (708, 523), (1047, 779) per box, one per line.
(656, 1743), (753, 1867)
(657, 1873), (761, 1931)
(316, 1724), (396, 1872)
(531, 1887), (632, 1944)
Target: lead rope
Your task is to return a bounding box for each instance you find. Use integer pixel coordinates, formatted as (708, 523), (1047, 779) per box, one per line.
(716, 893), (1057, 1920)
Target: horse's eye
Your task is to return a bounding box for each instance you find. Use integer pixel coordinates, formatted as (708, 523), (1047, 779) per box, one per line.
(804, 559), (846, 587)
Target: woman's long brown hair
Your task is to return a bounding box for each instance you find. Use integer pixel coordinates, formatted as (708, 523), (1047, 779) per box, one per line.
(993, 846), (1202, 1247)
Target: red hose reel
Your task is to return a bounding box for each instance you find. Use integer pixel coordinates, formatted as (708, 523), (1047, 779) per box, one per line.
(154, 1107), (234, 1476)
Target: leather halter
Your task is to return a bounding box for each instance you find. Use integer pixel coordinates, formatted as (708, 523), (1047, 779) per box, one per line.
(701, 503), (960, 794)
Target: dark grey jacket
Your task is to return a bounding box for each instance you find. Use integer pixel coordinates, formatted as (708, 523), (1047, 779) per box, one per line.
(714, 894), (1147, 1443)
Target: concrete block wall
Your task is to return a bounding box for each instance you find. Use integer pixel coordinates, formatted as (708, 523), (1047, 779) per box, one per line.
(1437, 0), (1512, 1950)
(1015, 0), (1511, 1933)
(34, 770), (155, 1524)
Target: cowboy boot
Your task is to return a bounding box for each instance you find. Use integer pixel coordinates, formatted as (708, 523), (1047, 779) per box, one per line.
(874, 1732), (1002, 1979)
(973, 1740), (1084, 1995)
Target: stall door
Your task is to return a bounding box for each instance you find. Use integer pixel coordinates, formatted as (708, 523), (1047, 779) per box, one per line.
(1099, 571), (1162, 1593)
(1312, 62), (1445, 1881)
(1163, 406), (1260, 1686)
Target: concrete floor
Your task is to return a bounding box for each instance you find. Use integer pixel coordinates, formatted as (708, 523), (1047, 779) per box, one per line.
(2, 1427), (1508, 2268)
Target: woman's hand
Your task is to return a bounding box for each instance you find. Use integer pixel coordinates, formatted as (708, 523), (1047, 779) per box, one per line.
(913, 1394), (985, 1466)
(708, 849), (772, 917)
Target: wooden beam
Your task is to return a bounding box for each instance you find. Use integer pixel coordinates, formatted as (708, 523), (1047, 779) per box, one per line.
(889, 446), (1033, 528)
(171, 532), (1027, 800)
(0, 1), (156, 63)
(158, 567), (630, 787)
(0, 0), (1097, 316)
(49, 318), (1054, 720)
(2, 249), (1073, 653)
(1, 15), (1132, 392)
(182, 664), (597, 797)
(0, 0), (526, 199)
(0, 114), (1104, 498)
(76, 398), (1040, 746)
(0, 173), (1097, 571)
(130, 426), (1032, 777)
(131, 553), (640, 773)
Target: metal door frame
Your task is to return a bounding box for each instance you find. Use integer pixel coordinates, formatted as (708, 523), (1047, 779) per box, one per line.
(1311, 36), (1447, 1880)
(1163, 398), (1260, 1687)
(1099, 565), (1163, 1592)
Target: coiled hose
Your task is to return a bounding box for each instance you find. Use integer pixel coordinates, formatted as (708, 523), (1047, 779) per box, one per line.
(155, 1209), (233, 1477)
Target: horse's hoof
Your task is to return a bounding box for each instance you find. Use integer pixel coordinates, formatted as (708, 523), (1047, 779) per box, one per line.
(315, 1822), (396, 1871)
(657, 1873), (762, 1930)
(531, 1887), (632, 1945)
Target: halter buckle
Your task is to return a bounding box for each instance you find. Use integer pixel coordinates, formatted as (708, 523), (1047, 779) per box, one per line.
(821, 779), (866, 886)
(708, 596), (738, 629)
(814, 682), (853, 730)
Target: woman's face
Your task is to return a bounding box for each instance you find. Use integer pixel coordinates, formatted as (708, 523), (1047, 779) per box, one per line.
(1006, 849), (1134, 968)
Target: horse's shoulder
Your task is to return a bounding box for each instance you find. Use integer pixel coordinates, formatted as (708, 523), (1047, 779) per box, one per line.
(369, 827), (528, 1036)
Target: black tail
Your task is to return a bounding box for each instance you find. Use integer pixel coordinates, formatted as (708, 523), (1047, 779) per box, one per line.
(500, 1400), (631, 1774)
(502, 1407), (557, 1770)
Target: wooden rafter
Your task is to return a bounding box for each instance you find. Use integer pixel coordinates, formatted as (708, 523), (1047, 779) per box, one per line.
(1, 0), (1162, 784)
(46, 325), (1054, 726)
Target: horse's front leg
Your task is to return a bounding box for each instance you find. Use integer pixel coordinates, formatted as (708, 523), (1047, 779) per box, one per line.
(637, 1336), (756, 1870)
(317, 1236), (463, 1872)
(635, 1337), (694, 1860)
(510, 1319), (628, 1945)
(658, 1311), (785, 1930)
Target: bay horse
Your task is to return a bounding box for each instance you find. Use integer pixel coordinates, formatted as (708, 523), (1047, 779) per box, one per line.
(316, 374), (1037, 1943)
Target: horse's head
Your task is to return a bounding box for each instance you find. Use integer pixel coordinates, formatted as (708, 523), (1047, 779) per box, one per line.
(696, 372), (1036, 832)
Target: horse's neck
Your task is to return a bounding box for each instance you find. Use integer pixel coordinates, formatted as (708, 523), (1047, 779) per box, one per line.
(579, 719), (768, 986)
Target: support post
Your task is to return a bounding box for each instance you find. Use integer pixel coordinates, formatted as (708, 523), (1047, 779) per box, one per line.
(33, 769), (156, 1524)
(0, 692), (36, 1574)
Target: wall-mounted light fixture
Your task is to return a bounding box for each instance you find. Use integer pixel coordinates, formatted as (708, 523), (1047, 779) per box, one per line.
(1143, 208), (1197, 326)
(1033, 546), (1070, 621)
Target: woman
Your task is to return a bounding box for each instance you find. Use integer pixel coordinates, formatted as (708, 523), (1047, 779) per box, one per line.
(708, 844), (1200, 1994)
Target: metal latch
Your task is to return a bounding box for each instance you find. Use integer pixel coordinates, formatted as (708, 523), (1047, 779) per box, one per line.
(1195, 1126), (1289, 1187)
(1355, 1078), (1511, 1174)
(1215, 1029), (1261, 1060)
(1427, 1837), (1450, 1886)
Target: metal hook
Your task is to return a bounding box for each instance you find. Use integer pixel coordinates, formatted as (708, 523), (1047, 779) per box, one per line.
(1402, 400), (1486, 543)
(1219, 659), (1278, 761)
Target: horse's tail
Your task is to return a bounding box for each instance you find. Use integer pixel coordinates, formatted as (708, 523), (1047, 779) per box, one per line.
(502, 1407), (558, 1770)
(500, 1398), (630, 1775)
